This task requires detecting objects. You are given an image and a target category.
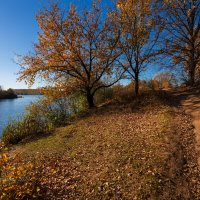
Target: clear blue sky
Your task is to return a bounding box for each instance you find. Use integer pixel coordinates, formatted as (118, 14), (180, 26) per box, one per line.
(0, 0), (93, 89)
(0, 0), (158, 89)
(0, 0), (46, 89)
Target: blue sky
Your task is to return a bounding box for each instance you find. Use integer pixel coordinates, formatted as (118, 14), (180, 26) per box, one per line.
(0, 0), (112, 89)
(0, 0), (44, 89)
(0, 0), (159, 89)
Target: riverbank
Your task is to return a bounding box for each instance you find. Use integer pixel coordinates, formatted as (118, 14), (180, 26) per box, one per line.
(0, 95), (41, 136)
(0, 89), (17, 99)
(5, 91), (199, 199)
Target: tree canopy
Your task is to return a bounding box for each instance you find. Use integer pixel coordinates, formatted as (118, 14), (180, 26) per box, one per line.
(114, 0), (163, 95)
(18, 2), (124, 108)
(162, 0), (200, 85)
(18, 0), (200, 106)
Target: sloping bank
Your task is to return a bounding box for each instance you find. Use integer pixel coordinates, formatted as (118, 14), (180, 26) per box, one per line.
(2, 91), (200, 199)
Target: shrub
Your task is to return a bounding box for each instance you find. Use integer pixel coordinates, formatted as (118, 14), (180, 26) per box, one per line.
(0, 142), (44, 199)
(2, 93), (88, 145)
(2, 118), (48, 145)
(2, 110), (51, 145)
(69, 93), (87, 113)
(27, 98), (69, 128)
(2, 98), (70, 145)
(94, 88), (113, 105)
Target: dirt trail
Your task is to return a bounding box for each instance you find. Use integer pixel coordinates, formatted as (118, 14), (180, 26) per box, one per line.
(173, 88), (200, 166)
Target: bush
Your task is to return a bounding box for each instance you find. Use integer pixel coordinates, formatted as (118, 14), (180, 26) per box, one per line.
(67, 93), (87, 114)
(2, 93), (88, 145)
(94, 88), (113, 105)
(27, 98), (70, 128)
(0, 142), (45, 199)
(2, 114), (50, 145)
(2, 97), (71, 145)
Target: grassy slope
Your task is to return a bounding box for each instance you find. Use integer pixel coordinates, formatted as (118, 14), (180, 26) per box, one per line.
(13, 92), (198, 199)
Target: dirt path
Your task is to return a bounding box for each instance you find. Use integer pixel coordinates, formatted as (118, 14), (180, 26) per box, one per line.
(173, 88), (200, 167)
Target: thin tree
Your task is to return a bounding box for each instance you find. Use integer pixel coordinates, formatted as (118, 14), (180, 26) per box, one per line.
(162, 0), (200, 86)
(18, 2), (123, 108)
(115, 0), (163, 95)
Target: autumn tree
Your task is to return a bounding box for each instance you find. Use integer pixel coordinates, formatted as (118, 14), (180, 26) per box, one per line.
(18, 2), (123, 108)
(115, 0), (163, 95)
(154, 72), (177, 89)
(162, 0), (200, 86)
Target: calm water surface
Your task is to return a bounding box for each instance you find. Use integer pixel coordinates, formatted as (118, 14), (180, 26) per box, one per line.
(0, 95), (41, 136)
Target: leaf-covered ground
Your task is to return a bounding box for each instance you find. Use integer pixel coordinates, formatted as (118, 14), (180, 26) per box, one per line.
(12, 92), (200, 199)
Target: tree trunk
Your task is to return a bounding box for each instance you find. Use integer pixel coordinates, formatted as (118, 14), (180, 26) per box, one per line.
(135, 75), (139, 95)
(188, 65), (195, 86)
(188, 49), (196, 86)
(86, 91), (95, 108)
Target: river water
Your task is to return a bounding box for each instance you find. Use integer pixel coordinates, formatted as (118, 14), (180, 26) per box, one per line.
(0, 95), (41, 136)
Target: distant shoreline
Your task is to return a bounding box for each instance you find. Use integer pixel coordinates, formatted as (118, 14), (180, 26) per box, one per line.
(0, 96), (18, 100)
(0, 89), (18, 100)
(0, 88), (43, 100)
(0, 94), (43, 100)
(14, 89), (42, 95)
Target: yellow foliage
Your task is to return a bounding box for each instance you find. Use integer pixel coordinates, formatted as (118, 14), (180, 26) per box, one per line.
(18, 1), (123, 108)
(0, 142), (43, 199)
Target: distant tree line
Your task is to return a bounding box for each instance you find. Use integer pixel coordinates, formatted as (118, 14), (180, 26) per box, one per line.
(0, 86), (17, 99)
(14, 89), (42, 95)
